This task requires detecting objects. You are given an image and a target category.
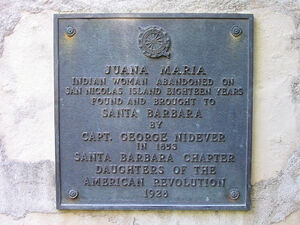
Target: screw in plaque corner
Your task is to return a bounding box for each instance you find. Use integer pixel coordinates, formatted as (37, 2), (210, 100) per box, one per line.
(230, 25), (242, 37)
(65, 26), (76, 37)
(229, 188), (240, 200)
(68, 189), (79, 199)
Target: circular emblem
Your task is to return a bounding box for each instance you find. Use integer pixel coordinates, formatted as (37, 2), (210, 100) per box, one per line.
(138, 26), (171, 58)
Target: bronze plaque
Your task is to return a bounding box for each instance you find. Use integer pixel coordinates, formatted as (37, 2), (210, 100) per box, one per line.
(54, 14), (253, 210)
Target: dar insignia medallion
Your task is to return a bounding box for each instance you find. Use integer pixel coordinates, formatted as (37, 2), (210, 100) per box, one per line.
(138, 26), (171, 58)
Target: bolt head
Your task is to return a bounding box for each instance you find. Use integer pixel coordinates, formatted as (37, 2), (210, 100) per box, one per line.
(231, 25), (242, 37)
(229, 188), (240, 200)
(65, 26), (76, 37)
(68, 189), (79, 199)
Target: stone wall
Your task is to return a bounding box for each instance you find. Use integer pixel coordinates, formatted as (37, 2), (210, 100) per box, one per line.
(0, 0), (299, 224)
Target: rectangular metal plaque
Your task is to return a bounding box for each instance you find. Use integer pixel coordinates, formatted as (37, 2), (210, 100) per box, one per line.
(55, 14), (253, 210)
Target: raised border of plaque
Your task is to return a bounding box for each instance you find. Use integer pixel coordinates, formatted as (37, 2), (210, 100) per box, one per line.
(54, 13), (253, 210)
